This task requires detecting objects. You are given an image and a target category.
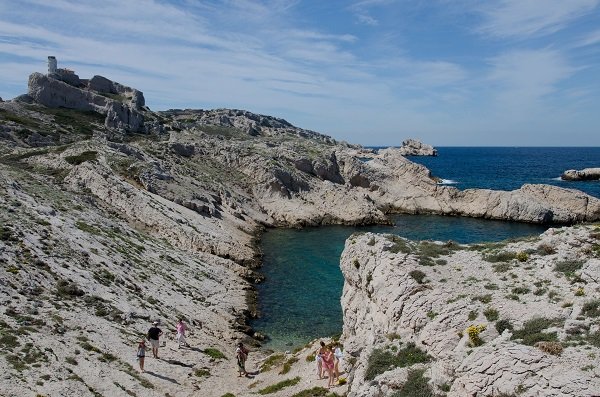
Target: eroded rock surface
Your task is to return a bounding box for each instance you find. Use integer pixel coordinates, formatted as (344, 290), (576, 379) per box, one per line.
(340, 227), (600, 396)
(397, 138), (437, 156)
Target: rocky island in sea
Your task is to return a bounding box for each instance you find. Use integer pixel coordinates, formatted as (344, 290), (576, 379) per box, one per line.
(562, 168), (600, 181)
(0, 59), (599, 397)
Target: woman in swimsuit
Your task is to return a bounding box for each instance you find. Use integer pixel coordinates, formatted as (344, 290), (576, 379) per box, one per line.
(321, 346), (336, 388)
(316, 340), (327, 379)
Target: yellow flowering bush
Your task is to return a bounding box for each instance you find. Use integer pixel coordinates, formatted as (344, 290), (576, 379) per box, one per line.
(466, 324), (486, 346)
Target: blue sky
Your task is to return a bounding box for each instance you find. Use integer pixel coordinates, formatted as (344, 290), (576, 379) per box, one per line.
(1, 0), (599, 146)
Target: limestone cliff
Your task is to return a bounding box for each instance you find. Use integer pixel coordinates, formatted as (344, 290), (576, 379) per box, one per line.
(27, 72), (145, 132)
(340, 228), (600, 396)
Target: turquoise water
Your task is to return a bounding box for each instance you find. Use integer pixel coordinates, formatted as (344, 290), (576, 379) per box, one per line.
(252, 215), (548, 350)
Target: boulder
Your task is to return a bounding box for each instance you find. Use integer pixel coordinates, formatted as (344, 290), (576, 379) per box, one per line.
(561, 168), (600, 181)
(397, 138), (437, 156)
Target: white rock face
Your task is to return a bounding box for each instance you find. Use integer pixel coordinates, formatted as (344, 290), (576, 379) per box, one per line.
(397, 138), (437, 156)
(340, 227), (600, 396)
(562, 168), (600, 181)
(27, 72), (145, 132)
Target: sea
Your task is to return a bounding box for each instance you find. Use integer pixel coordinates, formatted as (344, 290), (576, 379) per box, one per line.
(251, 147), (600, 350)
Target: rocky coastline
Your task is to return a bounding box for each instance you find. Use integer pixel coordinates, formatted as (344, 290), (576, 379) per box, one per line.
(1, 70), (599, 396)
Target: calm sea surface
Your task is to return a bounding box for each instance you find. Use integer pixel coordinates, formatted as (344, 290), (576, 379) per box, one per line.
(409, 147), (600, 198)
(252, 147), (599, 350)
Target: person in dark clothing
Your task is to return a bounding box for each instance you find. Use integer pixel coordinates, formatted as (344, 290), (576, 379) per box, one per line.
(147, 321), (163, 358)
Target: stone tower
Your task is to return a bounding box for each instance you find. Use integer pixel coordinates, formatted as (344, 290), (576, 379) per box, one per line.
(48, 56), (57, 74)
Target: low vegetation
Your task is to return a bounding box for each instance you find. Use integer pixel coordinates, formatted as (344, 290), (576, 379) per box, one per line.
(511, 317), (563, 346)
(365, 343), (431, 380)
(390, 369), (433, 397)
(258, 377), (301, 395)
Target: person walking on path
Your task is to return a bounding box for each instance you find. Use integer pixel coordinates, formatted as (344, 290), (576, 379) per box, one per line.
(236, 342), (249, 377)
(321, 346), (336, 389)
(176, 319), (188, 348)
(147, 321), (163, 358)
(136, 340), (146, 372)
(333, 342), (343, 379)
(316, 341), (327, 379)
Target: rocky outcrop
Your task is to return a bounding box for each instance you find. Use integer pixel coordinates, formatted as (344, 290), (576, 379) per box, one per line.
(340, 228), (600, 396)
(364, 148), (600, 224)
(27, 72), (145, 132)
(561, 168), (600, 181)
(397, 138), (437, 156)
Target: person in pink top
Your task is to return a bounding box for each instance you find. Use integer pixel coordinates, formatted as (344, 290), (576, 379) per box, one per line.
(321, 346), (335, 389)
(176, 319), (188, 348)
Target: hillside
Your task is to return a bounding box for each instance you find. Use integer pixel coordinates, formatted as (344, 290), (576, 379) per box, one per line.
(1, 71), (600, 397)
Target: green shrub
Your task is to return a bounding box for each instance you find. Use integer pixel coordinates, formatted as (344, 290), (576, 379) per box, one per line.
(365, 344), (430, 381)
(484, 251), (517, 263)
(202, 348), (226, 360)
(472, 294), (493, 304)
(56, 280), (85, 298)
(291, 387), (340, 397)
(536, 244), (556, 255)
(511, 317), (562, 346)
(396, 343), (431, 368)
(194, 368), (210, 377)
(387, 236), (413, 254)
(468, 310), (478, 321)
(279, 357), (299, 375)
(365, 349), (397, 380)
(65, 151), (98, 165)
(512, 287), (530, 295)
(260, 353), (284, 372)
(390, 369), (433, 397)
(554, 260), (584, 277)
(516, 252), (529, 262)
(409, 270), (426, 284)
(65, 356), (77, 365)
(495, 319), (513, 335)
(582, 300), (600, 317)
(484, 308), (499, 322)
(258, 377), (301, 395)
(493, 263), (511, 272)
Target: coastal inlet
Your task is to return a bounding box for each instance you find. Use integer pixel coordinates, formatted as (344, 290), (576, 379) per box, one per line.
(252, 214), (548, 351)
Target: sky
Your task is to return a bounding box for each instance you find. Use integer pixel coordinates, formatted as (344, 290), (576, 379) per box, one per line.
(1, 0), (599, 146)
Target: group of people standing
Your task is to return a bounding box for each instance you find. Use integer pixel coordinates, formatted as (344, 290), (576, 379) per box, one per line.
(136, 319), (189, 372)
(316, 341), (343, 389)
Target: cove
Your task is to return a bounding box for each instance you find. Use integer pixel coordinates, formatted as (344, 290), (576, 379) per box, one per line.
(252, 215), (549, 351)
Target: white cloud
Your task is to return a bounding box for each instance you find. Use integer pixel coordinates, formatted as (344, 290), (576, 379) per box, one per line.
(576, 29), (600, 47)
(487, 48), (575, 115)
(348, 0), (395, 26)
(478, 0), (599, 39)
